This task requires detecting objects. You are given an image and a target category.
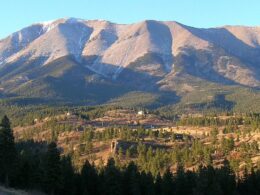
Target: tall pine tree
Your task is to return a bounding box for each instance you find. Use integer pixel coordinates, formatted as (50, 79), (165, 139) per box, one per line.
(43, 142), (61, 195)
(80, 160), (100, 195)
(0, 116), (17, 187)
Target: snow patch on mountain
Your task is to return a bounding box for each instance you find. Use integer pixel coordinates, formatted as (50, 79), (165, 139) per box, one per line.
(65, 17), (85, 24)
(42, 22), (57, 33)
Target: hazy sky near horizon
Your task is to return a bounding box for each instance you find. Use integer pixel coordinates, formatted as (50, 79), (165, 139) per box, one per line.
(1, 0), (260, 38)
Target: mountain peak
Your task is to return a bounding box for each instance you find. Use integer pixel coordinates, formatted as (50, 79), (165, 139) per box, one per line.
(0, 18), (260, 91)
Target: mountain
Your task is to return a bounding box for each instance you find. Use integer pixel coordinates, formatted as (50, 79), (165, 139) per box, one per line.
(0, 18), (260, 112)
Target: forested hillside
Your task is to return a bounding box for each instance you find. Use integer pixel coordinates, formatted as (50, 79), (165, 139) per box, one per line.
(1, 111), (260, 194)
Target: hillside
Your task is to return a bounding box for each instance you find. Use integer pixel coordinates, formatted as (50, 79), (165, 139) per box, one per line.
(1, 105), (260, 194)
(11, 108), (260, 172)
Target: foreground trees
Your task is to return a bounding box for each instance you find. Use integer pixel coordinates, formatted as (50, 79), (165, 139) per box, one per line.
(1, 116), (260, 194)
(44, 142), (62, 195)
(0, 116), (17, 187)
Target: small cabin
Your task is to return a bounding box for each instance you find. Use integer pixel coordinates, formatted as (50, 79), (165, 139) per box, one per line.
(173, 133), (193, 141)
(76, 125), (84, 132)
(137, 110), (144, 115)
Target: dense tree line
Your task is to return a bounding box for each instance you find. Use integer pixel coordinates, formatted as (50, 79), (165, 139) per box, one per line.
(0, 104), (120, 127)
(177, 116), (243, 127)
(177, 114), (260, 129)
(2, 116), (260, 194)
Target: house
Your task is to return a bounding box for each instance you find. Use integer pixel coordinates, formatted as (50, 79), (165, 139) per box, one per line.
(174, 134), (184, 140)
(137, 110), (144, 115)
(173, 133), (193, 141)
(76, 125), (84, 132)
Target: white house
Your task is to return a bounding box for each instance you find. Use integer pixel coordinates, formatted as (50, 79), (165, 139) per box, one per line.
(137, 110), (144, 115)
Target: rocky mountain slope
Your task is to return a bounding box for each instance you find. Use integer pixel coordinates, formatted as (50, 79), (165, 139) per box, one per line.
(0, 18), (260, 112)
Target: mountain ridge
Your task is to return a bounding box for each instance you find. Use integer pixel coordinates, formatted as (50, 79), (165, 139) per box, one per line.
(0, 18), (260, 112)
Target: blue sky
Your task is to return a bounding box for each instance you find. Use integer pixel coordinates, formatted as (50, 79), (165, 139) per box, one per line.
(1, 0), (260, 39)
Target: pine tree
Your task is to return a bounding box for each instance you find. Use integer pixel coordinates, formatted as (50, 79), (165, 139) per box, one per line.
(217, 159), (236, 195)
(122, 161), (141, 195)
(102, 158), (122, 195)
(0, 116), (17, 187)
(15, 150), (32, 189)
(118, 147), (124, 160)
(126, 148), (131, 159)
(43, 142), (61, 195)
(161, 168), (174, 195)
(80, 160), (100, 195)
(139, 171), (155, 195)
(60, 156), (76, 195)
(154, 174), (162, 195)
(175, 164), (187, 195)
